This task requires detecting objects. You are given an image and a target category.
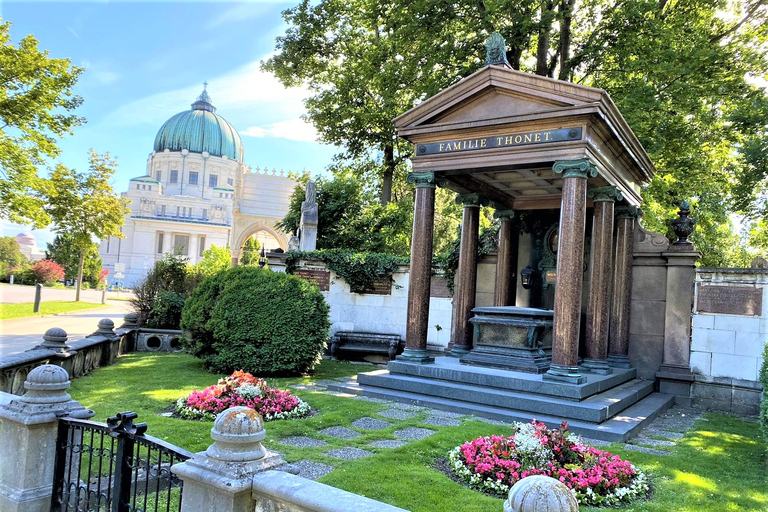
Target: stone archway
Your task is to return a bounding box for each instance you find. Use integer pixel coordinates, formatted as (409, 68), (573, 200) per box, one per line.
(230, 221), (288, 264)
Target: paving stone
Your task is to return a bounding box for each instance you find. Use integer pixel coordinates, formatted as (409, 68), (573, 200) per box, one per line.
(422, 416), (462, 427)
(579, 437), (613, 448)
(423, 409), (466, 419)
(394, 427), (436, 440)
(645, 429), (685, 439)
(325, 447), (373, 460)
(353, 395), (392, 404)
(468, 416), (508, 426)
(289, 384), (325, 391)
(288, 460), (335, 480)
(279, 436), (329, 448)
(327, 391), (358, 398)
(319, 426), (361, 440)
(313, 380), (343, 387)
(390, 402), (427, 411)
(368, 440), (410, 449)
(624, 445), (670, 456)
(632, 437), (675, 448)
(352, 417), (391, 430)
(378, 409), (418, 420)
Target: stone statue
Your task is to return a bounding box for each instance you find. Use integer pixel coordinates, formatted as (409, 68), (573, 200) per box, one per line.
(299, 181), (318, 252)
(485, 32), (511, 67)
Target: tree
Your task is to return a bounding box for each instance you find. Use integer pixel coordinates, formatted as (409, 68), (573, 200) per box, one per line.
(192, 245), (232, 276)
(46, 150), (129, 300)
(46, 232), (102, 286)
(240, 237), (262, 266)
(0, 236), (27, 268)
(31, 259), (64, 284)
(268, 0), (768, 265)
(0, 21), (84, 227)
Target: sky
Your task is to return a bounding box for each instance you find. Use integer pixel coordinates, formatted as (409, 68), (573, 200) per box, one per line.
(0, 0), (340, 248)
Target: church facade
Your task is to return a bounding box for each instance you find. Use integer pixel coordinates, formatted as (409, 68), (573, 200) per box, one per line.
(99, 86), (297, 288)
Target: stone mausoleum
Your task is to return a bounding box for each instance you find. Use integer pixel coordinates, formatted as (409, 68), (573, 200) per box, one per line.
(354, 36), (703, 441)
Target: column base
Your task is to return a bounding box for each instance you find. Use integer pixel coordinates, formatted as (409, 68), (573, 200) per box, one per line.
(543, 364), (586, 385)
(396, 348), (435, 364)
(581, 358), (613, 375)
(607, 354), (633, 368)
(447, 345), (471, 358)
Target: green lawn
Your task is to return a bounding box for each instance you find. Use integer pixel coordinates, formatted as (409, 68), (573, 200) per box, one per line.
(0, 301), (108, 320)
(67, 353), (768, 512)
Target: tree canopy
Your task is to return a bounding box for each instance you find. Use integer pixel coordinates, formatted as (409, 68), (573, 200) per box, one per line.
(46, 150), (129, 300)
(0, 20), (84, 227)
(45, 232), (103, 287)
(267, 0), (768, 265)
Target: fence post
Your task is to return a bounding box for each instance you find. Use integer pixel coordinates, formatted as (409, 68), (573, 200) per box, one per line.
(172, 406), (284, 512)
(0, 365), (94, 512)
(33, 283), (42, 313)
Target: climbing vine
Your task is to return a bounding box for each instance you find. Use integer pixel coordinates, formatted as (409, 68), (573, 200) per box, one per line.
(284, 248), (408, 293)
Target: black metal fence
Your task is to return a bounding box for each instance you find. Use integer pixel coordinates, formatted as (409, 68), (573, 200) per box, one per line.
(51, 411), (193, 512)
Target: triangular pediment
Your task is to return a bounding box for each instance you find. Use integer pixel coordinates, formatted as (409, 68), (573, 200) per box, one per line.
(395, 65), (605, 131)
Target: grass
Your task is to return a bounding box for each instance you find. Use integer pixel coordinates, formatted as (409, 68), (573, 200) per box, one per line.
(0, 300), (108, 320)
(67, 353), (768, 512)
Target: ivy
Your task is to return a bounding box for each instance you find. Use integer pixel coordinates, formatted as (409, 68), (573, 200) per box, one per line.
(435, 223), (500, 295)
(284, 248), (409, 293)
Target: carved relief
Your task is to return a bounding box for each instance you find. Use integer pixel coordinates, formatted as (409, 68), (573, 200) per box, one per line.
(634, 226), (670, 253)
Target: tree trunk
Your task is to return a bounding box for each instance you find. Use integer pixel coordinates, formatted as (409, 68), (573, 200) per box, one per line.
(536, 1), (555, 76)
(381, 144), (394, 206)
(75, 248), (85, 302)
(557, 0), (575, 80)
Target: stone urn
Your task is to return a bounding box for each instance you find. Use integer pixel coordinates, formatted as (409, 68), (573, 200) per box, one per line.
(503, 475), (579, 512)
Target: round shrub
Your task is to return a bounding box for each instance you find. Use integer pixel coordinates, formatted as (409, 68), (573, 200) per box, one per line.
(180, 266), (331, 376)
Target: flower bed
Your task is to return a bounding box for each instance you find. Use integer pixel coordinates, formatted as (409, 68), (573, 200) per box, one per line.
(175, 370), (311, 421)
(448, 420), (648, 507)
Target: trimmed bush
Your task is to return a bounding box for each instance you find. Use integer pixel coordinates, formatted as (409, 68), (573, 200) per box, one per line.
(181, 266), (330, 376)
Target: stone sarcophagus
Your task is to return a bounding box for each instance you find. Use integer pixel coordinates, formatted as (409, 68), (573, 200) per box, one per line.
(461, 306), (553, 373)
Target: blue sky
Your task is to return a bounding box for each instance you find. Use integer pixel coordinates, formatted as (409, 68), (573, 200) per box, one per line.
(0, 0), (339, 247)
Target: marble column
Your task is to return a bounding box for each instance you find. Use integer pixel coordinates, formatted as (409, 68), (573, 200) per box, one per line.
(608, 206), (639, 368)
(544, 159), (596, 385)
(582, 187), (622, 375)
(399, 172), (442, 364)
(449, 194), (488, 357)
(494, 210), (518, 307)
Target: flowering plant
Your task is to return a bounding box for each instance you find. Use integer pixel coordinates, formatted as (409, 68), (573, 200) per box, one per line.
(448, 420), (648, 506)
(175, 370), (310, 421)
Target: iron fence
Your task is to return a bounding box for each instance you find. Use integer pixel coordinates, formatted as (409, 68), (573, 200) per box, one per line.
(51, 411), (193, 512)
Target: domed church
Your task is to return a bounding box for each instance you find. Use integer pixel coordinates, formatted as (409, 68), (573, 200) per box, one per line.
(99, 85), (298, 287)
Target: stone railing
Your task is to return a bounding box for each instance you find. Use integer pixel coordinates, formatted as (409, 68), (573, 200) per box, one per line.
(0, 314), (140, 395)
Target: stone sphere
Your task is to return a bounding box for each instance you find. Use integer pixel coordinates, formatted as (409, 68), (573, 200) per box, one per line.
(212, 406), (264, 436)
(206, 406), (267, 462)
(504, 475), (579, 512)
(97, 319), (115, 331)
(43, 327), (68, 343)
(25, 364), (70, 390)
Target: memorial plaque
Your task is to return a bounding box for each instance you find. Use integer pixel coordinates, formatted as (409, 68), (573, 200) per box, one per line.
(293, 269), (330, 291)
(545, 270), (557, 284)
(697, 285), (763, 316)
(430, 277), (452, 298)
(351, 279), (392, 295)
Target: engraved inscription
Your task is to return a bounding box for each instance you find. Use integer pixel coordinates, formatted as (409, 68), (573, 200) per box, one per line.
(293, 269), (330, 291)
(697, 285), (763, 316)
(351, 280), (392, 295)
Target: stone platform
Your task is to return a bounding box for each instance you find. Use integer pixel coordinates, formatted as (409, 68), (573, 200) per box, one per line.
(329, 357), (674, 442)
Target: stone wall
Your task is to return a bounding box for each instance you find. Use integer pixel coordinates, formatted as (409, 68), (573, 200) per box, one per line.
(689, 268), (766, 415)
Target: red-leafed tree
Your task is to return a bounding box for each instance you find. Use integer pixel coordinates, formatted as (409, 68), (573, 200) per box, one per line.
(31, 259), (64, 284)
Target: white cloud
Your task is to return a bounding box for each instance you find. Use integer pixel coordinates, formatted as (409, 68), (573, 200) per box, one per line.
(242, 118), (318, 142)
(205, 2), (278, 30)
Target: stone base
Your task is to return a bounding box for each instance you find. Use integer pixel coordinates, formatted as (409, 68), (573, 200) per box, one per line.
(607, 354), (633, 369)
(447, 345), (471, 358)
(395, 349), (434, 365)
(460, 345), (551, 374)
(543, 364), (586, 385)
(581, 359), (613, 375)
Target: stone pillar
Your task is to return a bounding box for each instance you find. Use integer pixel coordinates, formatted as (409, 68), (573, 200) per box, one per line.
(172, 406), (284, 512)
(399, 172), (442, 364)
(608, 206), (639, 368)
(448, 194), (487, 357)
(582, 187), (622, 375)
(544, 159), (596, 384)
(494, 210), (518, 307)
(0, 365), (94, 512)
(299, 181), (319, 252)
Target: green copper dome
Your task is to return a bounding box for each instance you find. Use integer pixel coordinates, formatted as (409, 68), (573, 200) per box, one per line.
(154, 85), (243, 162)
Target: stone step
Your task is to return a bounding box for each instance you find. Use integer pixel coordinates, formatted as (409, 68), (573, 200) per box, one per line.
(385, 357), (637, 400)
(326, 380), (674, 442)
(355, 371), (654, 423)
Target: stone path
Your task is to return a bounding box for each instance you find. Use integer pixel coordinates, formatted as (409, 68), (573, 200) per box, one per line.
(276, 381), (706, 480)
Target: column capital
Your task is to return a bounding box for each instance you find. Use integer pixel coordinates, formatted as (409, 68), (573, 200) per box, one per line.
(407, 171), (445, 188)
(455, 193), (489, 207)
(615, 205), (642, 219)
(553, 159), (598, 179)
(587, 186), (623, 203)
(494, 209), (516, 222)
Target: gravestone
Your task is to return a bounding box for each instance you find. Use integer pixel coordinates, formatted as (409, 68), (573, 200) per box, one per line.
(299, 181), (318, 252)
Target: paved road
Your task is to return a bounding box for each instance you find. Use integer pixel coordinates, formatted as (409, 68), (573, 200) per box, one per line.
(0, 284), (135, 357)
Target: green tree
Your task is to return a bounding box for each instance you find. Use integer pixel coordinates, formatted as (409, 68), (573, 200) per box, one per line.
(192, 245), (232, 276)
(268, 0), (768, 265)
(0, 21), (84, 227)
(45, 232), (102, 286)
(0, 236), (27, 268)
(240, 237), (262, 266)
(46, 150), (129, 300)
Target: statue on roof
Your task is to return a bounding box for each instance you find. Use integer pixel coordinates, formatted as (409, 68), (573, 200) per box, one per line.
(485, 32), (511, 67)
